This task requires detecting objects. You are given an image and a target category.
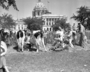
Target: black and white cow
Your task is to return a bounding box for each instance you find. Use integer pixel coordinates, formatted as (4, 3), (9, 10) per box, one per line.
(33, 30), (47, 52)
(16, 30), (26, 52)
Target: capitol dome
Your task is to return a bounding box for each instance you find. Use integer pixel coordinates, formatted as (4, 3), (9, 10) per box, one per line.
(32, 0), (51, 18)
(34, 0), (47, 10)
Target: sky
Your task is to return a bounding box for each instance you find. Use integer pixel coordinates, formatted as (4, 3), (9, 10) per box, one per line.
(0, 0), (90, 24)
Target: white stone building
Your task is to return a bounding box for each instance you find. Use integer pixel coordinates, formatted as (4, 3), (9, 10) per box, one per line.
(32, 0), (65, 32)
(42, 14), (65, 32)
(12, 20), (27, 33)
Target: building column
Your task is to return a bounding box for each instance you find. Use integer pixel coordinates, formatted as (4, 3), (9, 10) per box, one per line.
(47, 19), (48, 26)
(45, 18), (46, 26)
(35, 12), (37, 17)
(54, 18), (55, 24)
(48, 18), (49, 26)
(40, 10), (42, 16)
(51, 18), (52, 26)
(48, 19), (50, 26)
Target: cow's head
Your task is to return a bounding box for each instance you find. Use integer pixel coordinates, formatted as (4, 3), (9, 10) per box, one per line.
(34, 31), (43, 39)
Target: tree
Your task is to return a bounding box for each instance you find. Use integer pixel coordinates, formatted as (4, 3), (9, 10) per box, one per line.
(52, 18), (71, 31)
(71, 6), (90, 30)
(0, 0), (18, 11)
(0, 13), (16, 29)
(23, 17), (44, 31)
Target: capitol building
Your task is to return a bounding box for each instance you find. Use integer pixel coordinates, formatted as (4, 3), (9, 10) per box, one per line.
(32, 0), (66, 32)
(13, 0), (66, 33)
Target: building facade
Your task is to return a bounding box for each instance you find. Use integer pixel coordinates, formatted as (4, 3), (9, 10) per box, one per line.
(42, 14), (65, 32)
(32, 0), (65, 32)
(12, 20), (27, 33)
(16, 20), (27, 30)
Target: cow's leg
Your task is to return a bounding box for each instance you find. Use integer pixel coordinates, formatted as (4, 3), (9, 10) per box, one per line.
(36, 44), (39, 52)
(69, 38), (74, 48)
(21, 40), (24, 52)
(42, 38), (47, 51)
(35, 43), (39, 52)
(18, 38), (23, 52)
(17, 45), (20, 52)
(17, 40), (21, 52)
(19, 43), (22, 52)
(28, 44), (31, 51)
(20, 37), (25, 52)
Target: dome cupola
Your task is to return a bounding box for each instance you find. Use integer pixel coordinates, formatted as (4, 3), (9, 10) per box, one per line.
(34, 0), (47, 10)
(32, 0), (51, 18)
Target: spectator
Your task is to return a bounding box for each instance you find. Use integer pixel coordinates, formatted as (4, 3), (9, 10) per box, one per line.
(0, 29), (9, 72)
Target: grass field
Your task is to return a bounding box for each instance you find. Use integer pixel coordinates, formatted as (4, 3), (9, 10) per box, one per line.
(0, 45), (90, 72)
(0, 30), (90, 72)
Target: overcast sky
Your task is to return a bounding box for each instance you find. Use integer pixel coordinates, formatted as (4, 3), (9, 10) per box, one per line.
(0, 0), (90, 23)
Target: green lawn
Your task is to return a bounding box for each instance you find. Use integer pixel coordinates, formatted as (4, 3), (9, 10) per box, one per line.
(1, 45), (90, 72)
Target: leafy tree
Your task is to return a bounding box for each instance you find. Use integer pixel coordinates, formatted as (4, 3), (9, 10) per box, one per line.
(23, 17), (44, 31)
(52, 18), (71, 31)
(71, 6), (90, 30)
(0, 0), (18, 11)
(0, 13), (16, 29)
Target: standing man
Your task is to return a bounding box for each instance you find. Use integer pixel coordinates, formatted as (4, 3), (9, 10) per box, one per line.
(77, 23), (87, 47)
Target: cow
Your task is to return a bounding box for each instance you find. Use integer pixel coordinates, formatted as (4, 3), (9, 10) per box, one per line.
(33, 30), (47, 52)
(16, 30), (26, 52)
